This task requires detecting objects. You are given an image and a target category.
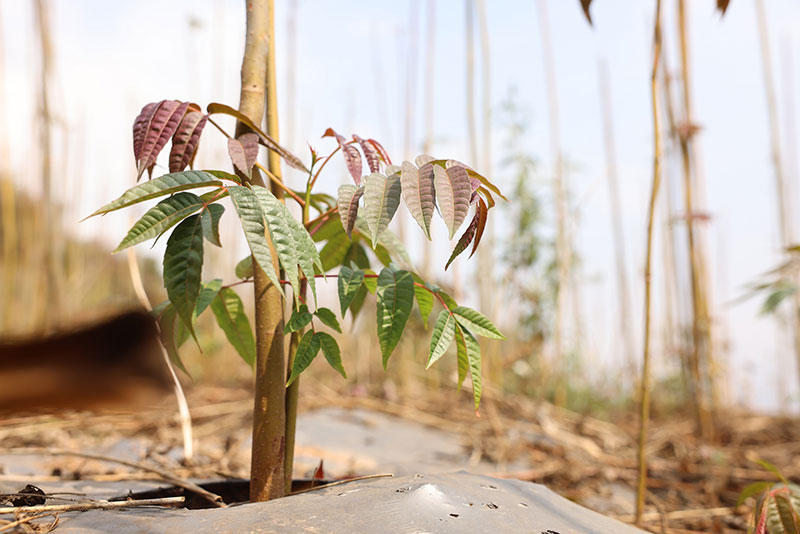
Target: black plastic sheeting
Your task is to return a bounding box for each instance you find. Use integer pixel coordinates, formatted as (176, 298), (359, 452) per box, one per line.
(53, 471), (646, 534)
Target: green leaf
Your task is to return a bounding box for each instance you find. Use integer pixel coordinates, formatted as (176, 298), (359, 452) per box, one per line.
(285, 304), (313, 334)
(114, 192), (204, 252)
(89, 170), (222, 218)
(461, 325), (483, 411)
(287, 330), (321, 386)
(756, 458), (790, 484)
(337, 184), (364, 238)
(375, 267), (415, 368)
(455, 325), (469, 391)
(338, 266), (364, 316)
(435, 288), (459, 309)
(201, 203), (225, 247)
(311, 214), (345, 243)
(349, 285), (368, 321)
(412, 273), (434, 325)
(316, 332), (347, 379)
(319, 229), (352, 272)
(363, 270), (378, 294)
(314, 307), (342, 333)
(452, 306), (505, 339)
(363, 172), (402, 247)
(228, 185), (281, 290)
(210, 287), (256, 366)
(163, 215), (204, 337)
(354, 217), (412, 269)
(253, 185), (322, 303)
(738, 482), (775, 506)
(158, 305), (191, 377)
(427, 310), (456, 369)
(235, 256), (253, 279)
(400, 161), (436, 239)
(196, 278), (223, 316)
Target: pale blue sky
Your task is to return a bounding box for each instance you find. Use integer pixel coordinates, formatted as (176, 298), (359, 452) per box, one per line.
(2, 0), (800, 411)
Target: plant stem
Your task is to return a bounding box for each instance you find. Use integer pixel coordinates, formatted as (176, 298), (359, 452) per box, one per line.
(236, 0), (286, 502)
(636, 0), (663, 524)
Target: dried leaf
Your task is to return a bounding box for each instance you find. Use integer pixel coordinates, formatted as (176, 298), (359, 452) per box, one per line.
(580, 0), (593, 25)
(169, 110), (208, 172)
(227, 133), (260, 179)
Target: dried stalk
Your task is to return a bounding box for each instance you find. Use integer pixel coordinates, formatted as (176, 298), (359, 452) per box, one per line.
(755, 0), (800, 396)
(636, 0), (663, 523)
(0, 496), (185, 515)
(127, 246), (194, 461)
(597, 59), (636, 376)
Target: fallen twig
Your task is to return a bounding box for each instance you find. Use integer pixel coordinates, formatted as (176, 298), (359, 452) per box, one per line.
(0, 496), (185, 514)
(0, 448), (224, 507)
(0, 512), (59, 533)
(613, 506), (736, 523)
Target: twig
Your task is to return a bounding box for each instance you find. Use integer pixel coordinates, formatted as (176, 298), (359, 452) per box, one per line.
(0, 512), (58, 533)
(0, 496), (185, 515)
(614, 506), (736, 523)
(0, 448), (224, 508)
(289, 474), (394, 496)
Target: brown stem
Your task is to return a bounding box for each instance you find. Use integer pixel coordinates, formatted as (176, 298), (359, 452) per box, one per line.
(237, 0), (286, 502)
(636, 0), (663, 524)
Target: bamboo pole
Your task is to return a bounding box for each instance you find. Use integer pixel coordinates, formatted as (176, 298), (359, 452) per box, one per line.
(236, 0), (287, 502)
(598, 59), (636, 377)
(755, 0), (800, 396)
(636, 0), (663, 523)
(676, 0), (713, 440)
(535, 0), (570, 403)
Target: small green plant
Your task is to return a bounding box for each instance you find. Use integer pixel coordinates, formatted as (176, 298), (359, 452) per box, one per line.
(89, 98), (505, 498)
(739, 459), (800, 534)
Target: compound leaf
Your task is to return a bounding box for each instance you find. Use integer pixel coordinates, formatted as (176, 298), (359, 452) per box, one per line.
(90, 170), (222, 218)
(452, 306), (505, 339)
(163, 215), (204, 337)
(134, 100), (188, 180)
(201, 203), (224, 247)
(427, 310), (456, 369)
(375, 267), (415, 367)
(114, 192), (204, 252)
(401, 161), (436, 239)
(211, 287), (256, 366)
(228, 185), (281, 290)
(316, 331), (347, 379)
(363, 172), (402, 247)
(287, 330), (321, 386)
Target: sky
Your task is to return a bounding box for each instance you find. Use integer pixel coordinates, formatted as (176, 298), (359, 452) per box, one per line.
(1, 0), (800, 412)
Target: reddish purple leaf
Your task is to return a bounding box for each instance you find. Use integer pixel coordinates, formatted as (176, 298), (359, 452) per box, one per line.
(717, 0), (730, 15)
(470, 197), (488, 258)
(169, 111), (208, 172)
(354, 135), (381, 173)
(435, 164), (472, 239)
(227, 133), (260, 179)
(445, 207), (480, 270)
(323, 128), (363, 185)
(133, 100), (189, 180)
(367, 139), (392, 165)
(580, 0), (592, 25)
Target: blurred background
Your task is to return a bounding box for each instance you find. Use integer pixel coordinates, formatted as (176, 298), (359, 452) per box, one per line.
(1, 0), (800, 419)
